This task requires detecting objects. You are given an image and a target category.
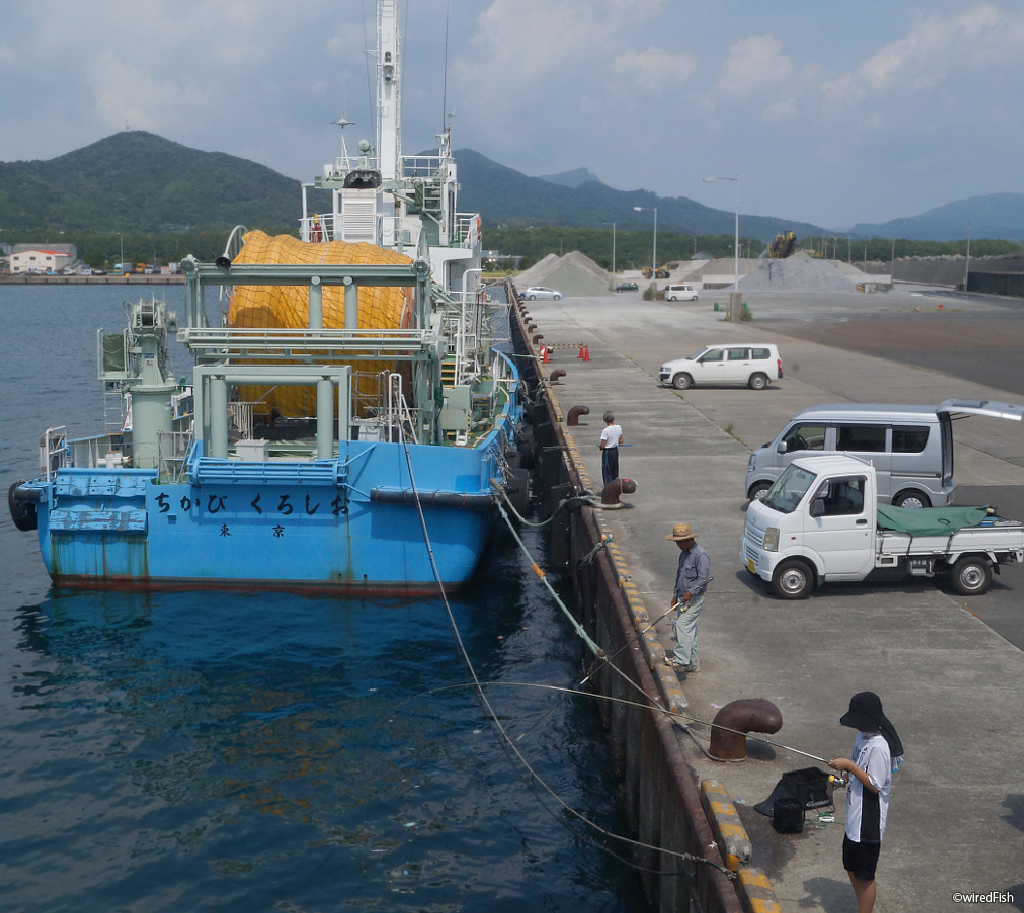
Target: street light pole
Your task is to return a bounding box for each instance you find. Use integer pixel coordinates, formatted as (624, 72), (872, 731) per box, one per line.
(704, 175), (739, 290)
(603, 221), (617, 280)
(964, 220), (972, 292)
(633, 206), (657, 283)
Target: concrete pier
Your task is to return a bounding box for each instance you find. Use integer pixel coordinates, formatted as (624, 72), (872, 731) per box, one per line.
(523, 287), (1024, 912)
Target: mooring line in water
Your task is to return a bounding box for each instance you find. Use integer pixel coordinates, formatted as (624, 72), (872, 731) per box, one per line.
(406, 680), (834, 766)
(493, 500), (668, 718)
(399, 438), (733, 884)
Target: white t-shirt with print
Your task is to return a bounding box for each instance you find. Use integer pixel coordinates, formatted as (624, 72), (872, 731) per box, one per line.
(844, 731), (892, 842)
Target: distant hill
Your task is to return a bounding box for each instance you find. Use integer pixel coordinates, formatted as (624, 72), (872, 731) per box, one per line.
(849, 193), (1024, 242)
(8, 131), (1020, 245)
(454, 149), (826, 242)
(0, 131), (300, 232)
(538, 167), (605, 189)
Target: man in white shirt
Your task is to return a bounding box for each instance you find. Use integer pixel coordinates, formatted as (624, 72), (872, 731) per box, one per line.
(599, 411), (624, 486)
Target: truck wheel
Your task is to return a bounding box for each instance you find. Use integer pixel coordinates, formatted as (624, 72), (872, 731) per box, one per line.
(747, 480), (772, 501)
(748, 373), (768, 391)
(949, 556), (992, 595)
(672, 373), (693, 390)
(772, 559), (815, 599)
(893, 489), (931, 509)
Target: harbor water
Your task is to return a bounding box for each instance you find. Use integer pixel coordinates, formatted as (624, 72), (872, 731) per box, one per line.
(0, 286), (647, 912)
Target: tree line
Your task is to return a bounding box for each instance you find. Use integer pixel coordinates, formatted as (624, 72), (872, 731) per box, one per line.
(486, 227), (1024, 272)
(3, 226), (1021, 273)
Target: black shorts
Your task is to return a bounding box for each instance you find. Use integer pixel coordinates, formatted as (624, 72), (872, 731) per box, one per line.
(842, 835), (881, 881)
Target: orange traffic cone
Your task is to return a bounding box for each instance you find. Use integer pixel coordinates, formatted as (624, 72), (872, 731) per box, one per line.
(582, 345), (590, 362)
(542, 346), (550, 364)
(578, 342), (585, 359)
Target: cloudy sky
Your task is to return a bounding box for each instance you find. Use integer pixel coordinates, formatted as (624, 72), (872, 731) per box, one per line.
(3, 0), (1022, 230)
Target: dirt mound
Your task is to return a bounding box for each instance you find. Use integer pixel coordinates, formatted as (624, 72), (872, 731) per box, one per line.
(739, 253), (859, 292)
(515, 251), (613, 297)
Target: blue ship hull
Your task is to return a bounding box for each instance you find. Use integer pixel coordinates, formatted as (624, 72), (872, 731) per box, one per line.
(29, 423), (518, 594)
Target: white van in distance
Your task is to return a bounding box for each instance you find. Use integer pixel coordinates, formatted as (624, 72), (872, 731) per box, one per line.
(660, 344), (783, 391)
(744, 399), (1024, 506)
(664, 285), (698, 301)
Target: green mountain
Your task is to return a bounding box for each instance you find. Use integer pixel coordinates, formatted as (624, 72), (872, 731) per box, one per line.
(849, 193), (1024, 242)
(1, 132), (829, 243)
(454, 149), (826, 242)
(17, 131), (1019, 245)
(0, 131), (299, 232)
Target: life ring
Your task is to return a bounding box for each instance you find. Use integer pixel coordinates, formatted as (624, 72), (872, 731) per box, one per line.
(8, 480), (39, 532)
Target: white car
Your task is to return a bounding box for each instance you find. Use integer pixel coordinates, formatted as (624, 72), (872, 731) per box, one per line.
(660, 344), (783, 390)
(518, 287), (563, 300)
(664, 284), (698, 301)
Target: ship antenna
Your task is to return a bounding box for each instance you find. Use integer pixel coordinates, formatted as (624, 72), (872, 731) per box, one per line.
(442, 1), (450, 133)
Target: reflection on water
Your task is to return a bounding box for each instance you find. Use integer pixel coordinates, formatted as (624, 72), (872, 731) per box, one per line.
(0, 287), (647, 912)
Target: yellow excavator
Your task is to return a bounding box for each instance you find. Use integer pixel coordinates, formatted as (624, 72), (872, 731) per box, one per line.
(767, 232), (796, 259)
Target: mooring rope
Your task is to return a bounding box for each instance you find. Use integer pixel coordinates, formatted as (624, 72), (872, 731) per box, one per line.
(398, 436), (732, 883)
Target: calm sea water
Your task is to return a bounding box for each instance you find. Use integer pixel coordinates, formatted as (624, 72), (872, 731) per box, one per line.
(0, 286), (646, 913)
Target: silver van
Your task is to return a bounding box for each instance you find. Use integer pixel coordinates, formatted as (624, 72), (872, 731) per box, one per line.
(744, 400), (1023, 507)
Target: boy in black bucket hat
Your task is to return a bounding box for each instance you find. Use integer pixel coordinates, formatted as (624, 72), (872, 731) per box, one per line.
(829, 692), (903, 913)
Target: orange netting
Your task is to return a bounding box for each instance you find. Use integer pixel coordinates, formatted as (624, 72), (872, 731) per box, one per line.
(227, 230), (414, 418)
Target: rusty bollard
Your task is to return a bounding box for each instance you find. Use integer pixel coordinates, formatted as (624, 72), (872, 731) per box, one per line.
(533, 334), (544, 347)
(566, 405), (590, 426)
(709, 699), (783, 761)
(600, 477), (637, 507)
(549, 370), (566, 384)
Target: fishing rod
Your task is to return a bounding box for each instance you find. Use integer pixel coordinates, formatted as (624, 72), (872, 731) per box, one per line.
(579, 580), (714, 687)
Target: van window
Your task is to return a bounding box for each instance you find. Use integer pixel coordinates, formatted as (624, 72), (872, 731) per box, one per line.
(813, 476), (866, 515)
(751, 348), (771, 359)
(701, 348), (724, 362)
(727, 348), (750, 360)
(892, 425), (929, 453)
(783, 422), (827, 452)
(837, 424), (886, 453)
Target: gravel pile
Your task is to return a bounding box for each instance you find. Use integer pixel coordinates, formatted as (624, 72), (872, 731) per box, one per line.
(738, 252), (859, 292)
(515, 251), (614, 297)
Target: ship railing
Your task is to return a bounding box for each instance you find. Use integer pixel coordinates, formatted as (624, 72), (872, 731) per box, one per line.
(45, 429), (132, 477)
(453, 213), (482, 248)
(400, 154), (443, 178)
(299, 213), (336, 243)
(41, 426), (69, 478)
(157, 430), (194, 483)
(228, 401), (255, 440)
(179, 326), (437, 360)
(387, 372), (420, 444)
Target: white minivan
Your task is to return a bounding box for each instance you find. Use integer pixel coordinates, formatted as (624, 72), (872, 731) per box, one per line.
(744, 399), (1024, 506)
(660, 344), (783, 391)
(664, 284), (698, 301)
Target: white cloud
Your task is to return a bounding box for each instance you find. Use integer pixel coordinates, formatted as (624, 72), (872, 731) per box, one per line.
(843, 4), (1024, 95)
(715, 35), (794, 100)
(611, 47), (697, 91)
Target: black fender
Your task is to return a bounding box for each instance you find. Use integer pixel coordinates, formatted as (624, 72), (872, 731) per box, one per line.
(9, 481), (39, 532)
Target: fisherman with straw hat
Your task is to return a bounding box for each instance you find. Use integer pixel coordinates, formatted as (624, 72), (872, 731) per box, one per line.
(665, 522), (710, 673)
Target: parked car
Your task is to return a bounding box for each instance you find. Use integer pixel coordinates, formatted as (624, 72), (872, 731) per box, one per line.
(659, 344), (783, 391)
(518, 287), (563, 300)
(616, 282), (639, 292)
(664, 284), (698, 301)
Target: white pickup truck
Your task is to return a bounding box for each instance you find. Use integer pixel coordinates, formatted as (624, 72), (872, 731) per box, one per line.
(742, 454), (1024, 598)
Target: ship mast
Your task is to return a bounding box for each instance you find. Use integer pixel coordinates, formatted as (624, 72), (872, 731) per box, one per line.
(377, 0), (402, 249)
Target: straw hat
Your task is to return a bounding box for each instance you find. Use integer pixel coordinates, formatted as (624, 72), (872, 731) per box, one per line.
(666, 521), (699, 541)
